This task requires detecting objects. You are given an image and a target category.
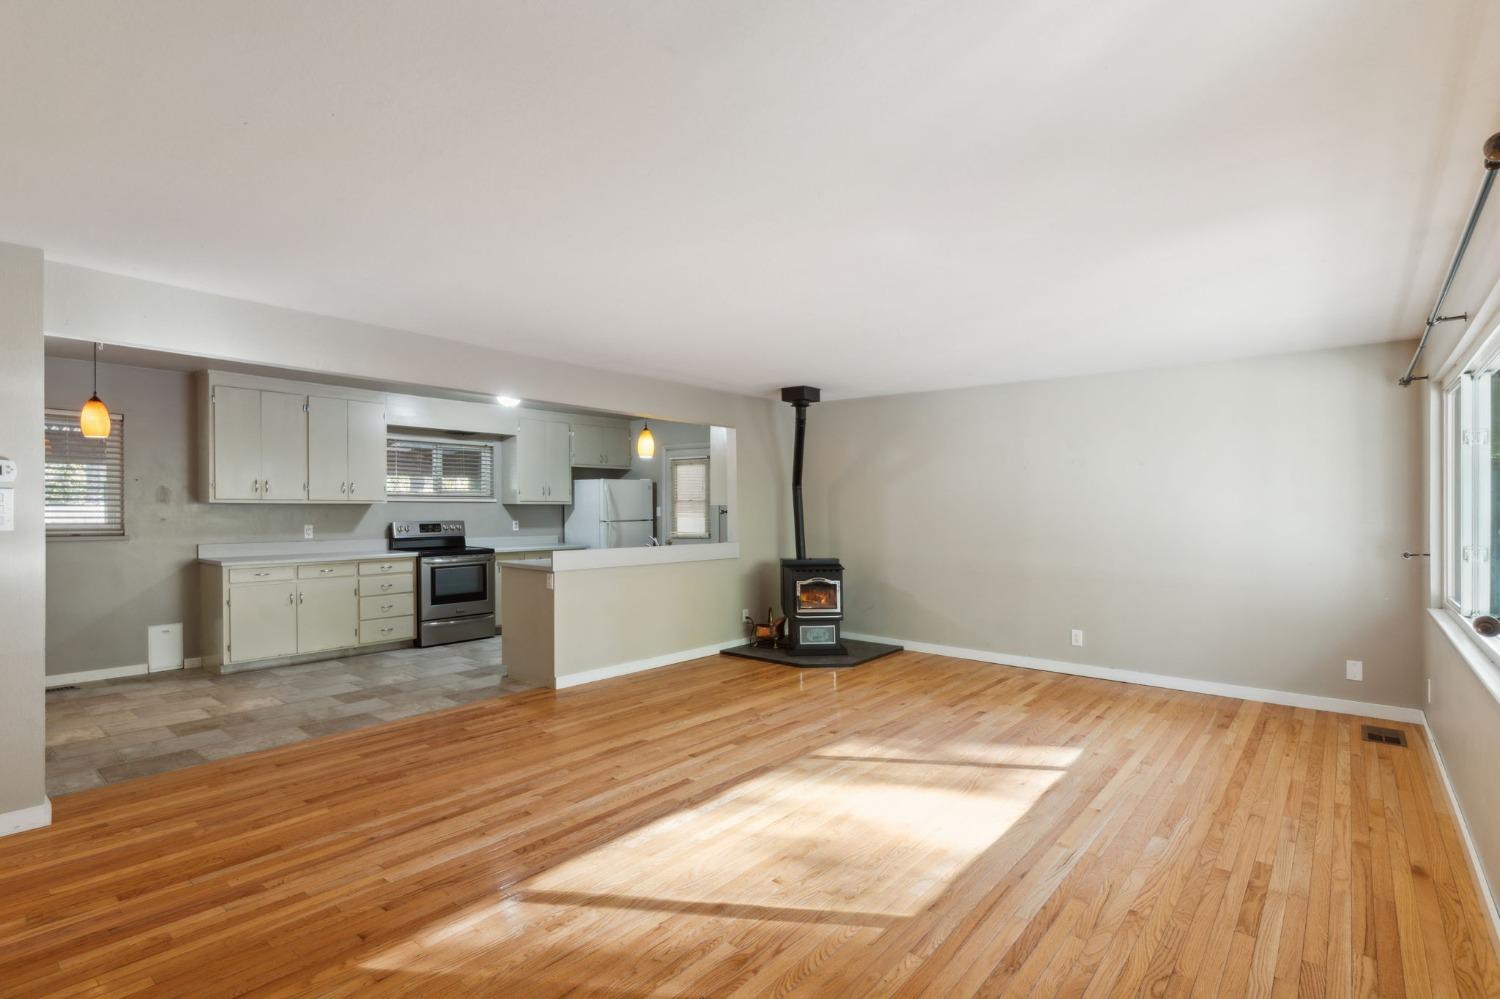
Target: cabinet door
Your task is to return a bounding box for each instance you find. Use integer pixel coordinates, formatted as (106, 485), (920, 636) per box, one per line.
(601, 424), (632, 468)
(514, 418), (550, 501)
(212, 386), (262, 501)
(227, 583), (298, 662)
(307, 396), (349, 501)
(259, 391), (308, 502)
(346, 400), (388, 502)
(570, 424), (603, 466)
(546, 421), (572, 503)
(297, 576), (359, 654)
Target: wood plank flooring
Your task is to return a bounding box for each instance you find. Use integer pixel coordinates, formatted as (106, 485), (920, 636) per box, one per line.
(1, 651), (1497, 996)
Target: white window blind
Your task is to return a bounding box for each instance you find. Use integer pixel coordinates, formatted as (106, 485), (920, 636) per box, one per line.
(386, 437), (495, 499)
(44, 408), (125, 537)
(670, 456), (710, 539)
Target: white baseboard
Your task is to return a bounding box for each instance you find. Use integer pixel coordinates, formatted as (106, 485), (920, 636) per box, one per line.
(843, 633), (1426, 724)
(0, 798), (51, 837)
(554, 638), (744, 690)
(46, 657), (203, 689)
(1422, 719), (1500, 946)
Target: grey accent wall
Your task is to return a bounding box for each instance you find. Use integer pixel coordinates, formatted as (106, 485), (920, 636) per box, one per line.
(801, 340), (1424, 708)
(45, 358), (565, 675)
(0, 244), (48, 816)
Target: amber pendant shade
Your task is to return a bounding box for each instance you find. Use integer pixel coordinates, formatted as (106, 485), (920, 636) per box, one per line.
(637, 423), (655, 459)
(80, 343), (111, 438)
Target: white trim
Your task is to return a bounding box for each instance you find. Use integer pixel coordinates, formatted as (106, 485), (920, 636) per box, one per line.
(843, 633), (1426, 723)
(1422, 717), (1500, 945)
(553, 638), (743, 690)
(0, 799), (52, 837)
(552, 541), (738, 572)
(46, 657), (202, 689)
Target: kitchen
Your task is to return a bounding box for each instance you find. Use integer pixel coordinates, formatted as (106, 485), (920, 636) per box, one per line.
(42, 338), (738, 793)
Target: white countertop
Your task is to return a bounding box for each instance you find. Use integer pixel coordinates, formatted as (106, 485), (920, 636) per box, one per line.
(198, 550), (419, 568)
(485, 542), (589, 554)
(498, 558), (554, 572)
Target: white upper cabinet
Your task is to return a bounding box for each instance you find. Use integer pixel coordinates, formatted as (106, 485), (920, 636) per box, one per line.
(307, 396), (350, 500)
(570, 419), (631, 469)
(211, 385), (262, 501)
(202, 372), (387, 505)
(503, 417), (573, 503)
(259, 391), (308, 502)
(347, 400), (388, 502)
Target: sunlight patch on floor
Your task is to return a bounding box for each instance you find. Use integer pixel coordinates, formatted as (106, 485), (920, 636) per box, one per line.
(359, 741), (1075, 975)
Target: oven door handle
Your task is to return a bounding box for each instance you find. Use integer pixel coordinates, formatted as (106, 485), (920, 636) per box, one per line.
(422, 555), (493, 566)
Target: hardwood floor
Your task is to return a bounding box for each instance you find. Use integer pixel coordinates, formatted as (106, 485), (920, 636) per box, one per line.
(1, 651), (1496, 996)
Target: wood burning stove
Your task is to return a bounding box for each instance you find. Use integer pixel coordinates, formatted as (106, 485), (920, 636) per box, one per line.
(779, 386), (849, 655)
(782, 557), (846, 654)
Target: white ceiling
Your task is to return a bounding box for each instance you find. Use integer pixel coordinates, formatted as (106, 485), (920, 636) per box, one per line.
(4, 1), (1500, 400)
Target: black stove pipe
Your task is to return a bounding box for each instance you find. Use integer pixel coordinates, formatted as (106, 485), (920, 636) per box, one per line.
(781, 386), (821, 561)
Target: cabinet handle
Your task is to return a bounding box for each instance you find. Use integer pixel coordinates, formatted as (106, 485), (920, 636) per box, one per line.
(319, 567), (335, 574)
(288, 592), (294, 604)
(381, 582), (393, 591)
(349, 481), (355, 495)
(341, 481), (347, 494)
(298, 592), (304, 605)
(254, 571), (271, 577)
(381, 603), (393, 612)
(253, 478), (260, 494)
(380, 563), (393, 570)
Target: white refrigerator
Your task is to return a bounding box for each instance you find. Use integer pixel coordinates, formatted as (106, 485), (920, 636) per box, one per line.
(565, 479), (655, 548)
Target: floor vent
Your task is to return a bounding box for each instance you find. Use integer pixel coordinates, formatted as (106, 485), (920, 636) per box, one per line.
(1362, 724), (1407, 747)
(46, 685), (79, 693)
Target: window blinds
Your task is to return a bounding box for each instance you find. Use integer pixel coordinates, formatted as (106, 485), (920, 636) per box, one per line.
(670, 456), (710, 538)
(386, 438), (495, 499)
(44, 408), (125, 537)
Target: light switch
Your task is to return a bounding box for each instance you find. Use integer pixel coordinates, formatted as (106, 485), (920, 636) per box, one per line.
(0, 457), (16, 483)
(0, 488), (14, 532)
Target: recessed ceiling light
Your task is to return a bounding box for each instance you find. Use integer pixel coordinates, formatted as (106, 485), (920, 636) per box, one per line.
(496, 396), (521, 407)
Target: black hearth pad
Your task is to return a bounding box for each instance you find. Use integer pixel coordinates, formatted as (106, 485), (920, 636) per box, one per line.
(720, 639), (903, 669)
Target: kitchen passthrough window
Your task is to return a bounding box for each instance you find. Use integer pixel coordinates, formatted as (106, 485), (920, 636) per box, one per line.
(386, 436), (495, 500)
(669, 455), (710, 539)
(44, 408), (125, 537)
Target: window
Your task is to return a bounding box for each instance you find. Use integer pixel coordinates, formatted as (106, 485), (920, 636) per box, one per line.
(669, 456), (710, 539)
(44, 408), (125, 537)
(1446, 366), (1499, 618)
(386, 437), (495, 500)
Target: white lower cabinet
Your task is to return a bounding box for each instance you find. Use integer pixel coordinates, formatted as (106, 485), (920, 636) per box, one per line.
(295, 576), (359, 654)
(227, 582), (299, 663)
(207, 558), (416, 669)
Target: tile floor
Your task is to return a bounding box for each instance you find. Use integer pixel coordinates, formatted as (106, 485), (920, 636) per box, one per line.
(44, 638), (531, 797)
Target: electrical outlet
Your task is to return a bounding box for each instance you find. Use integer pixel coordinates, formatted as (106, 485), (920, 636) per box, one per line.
(1070, 629), (1084, 647)
(1345, 660), (1363, 681)
(303, 524), (314, 539)
(511, 520), (519, 532)
(742, 608), (752, 624)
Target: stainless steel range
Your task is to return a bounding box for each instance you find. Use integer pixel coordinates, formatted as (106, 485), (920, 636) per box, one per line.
(390, 521), (495, 647)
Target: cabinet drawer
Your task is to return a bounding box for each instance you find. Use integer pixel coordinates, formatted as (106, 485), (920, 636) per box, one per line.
(360, 617), (415, 644)
(359, 574), (414, 596)
(359, 559), (410, 576)
(298, 562), (355, 579)
(360, 592), (414, 621)
(228, 565), (296, 584)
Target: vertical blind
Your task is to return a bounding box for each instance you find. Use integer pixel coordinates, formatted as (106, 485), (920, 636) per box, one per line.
(44, 408), (125, 537)
(386, 438), (495, 499)
(670, 456), (710, 538)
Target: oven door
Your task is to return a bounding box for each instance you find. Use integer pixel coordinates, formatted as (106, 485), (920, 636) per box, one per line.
(419, 555), (494, 621)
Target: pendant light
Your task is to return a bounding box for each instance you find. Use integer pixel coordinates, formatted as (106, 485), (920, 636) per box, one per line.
(636, 422), (656, 459)
(79, 342), (111, 439)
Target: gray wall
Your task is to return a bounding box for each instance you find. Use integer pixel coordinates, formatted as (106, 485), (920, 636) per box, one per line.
(45, 358), (568, 675)
(1422, 613), (1500, 906)
(0, 244), (48, 817)
(801, 340), (1424, 708)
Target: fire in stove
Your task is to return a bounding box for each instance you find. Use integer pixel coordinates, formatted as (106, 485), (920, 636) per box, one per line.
(795, 577), (841, 615)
